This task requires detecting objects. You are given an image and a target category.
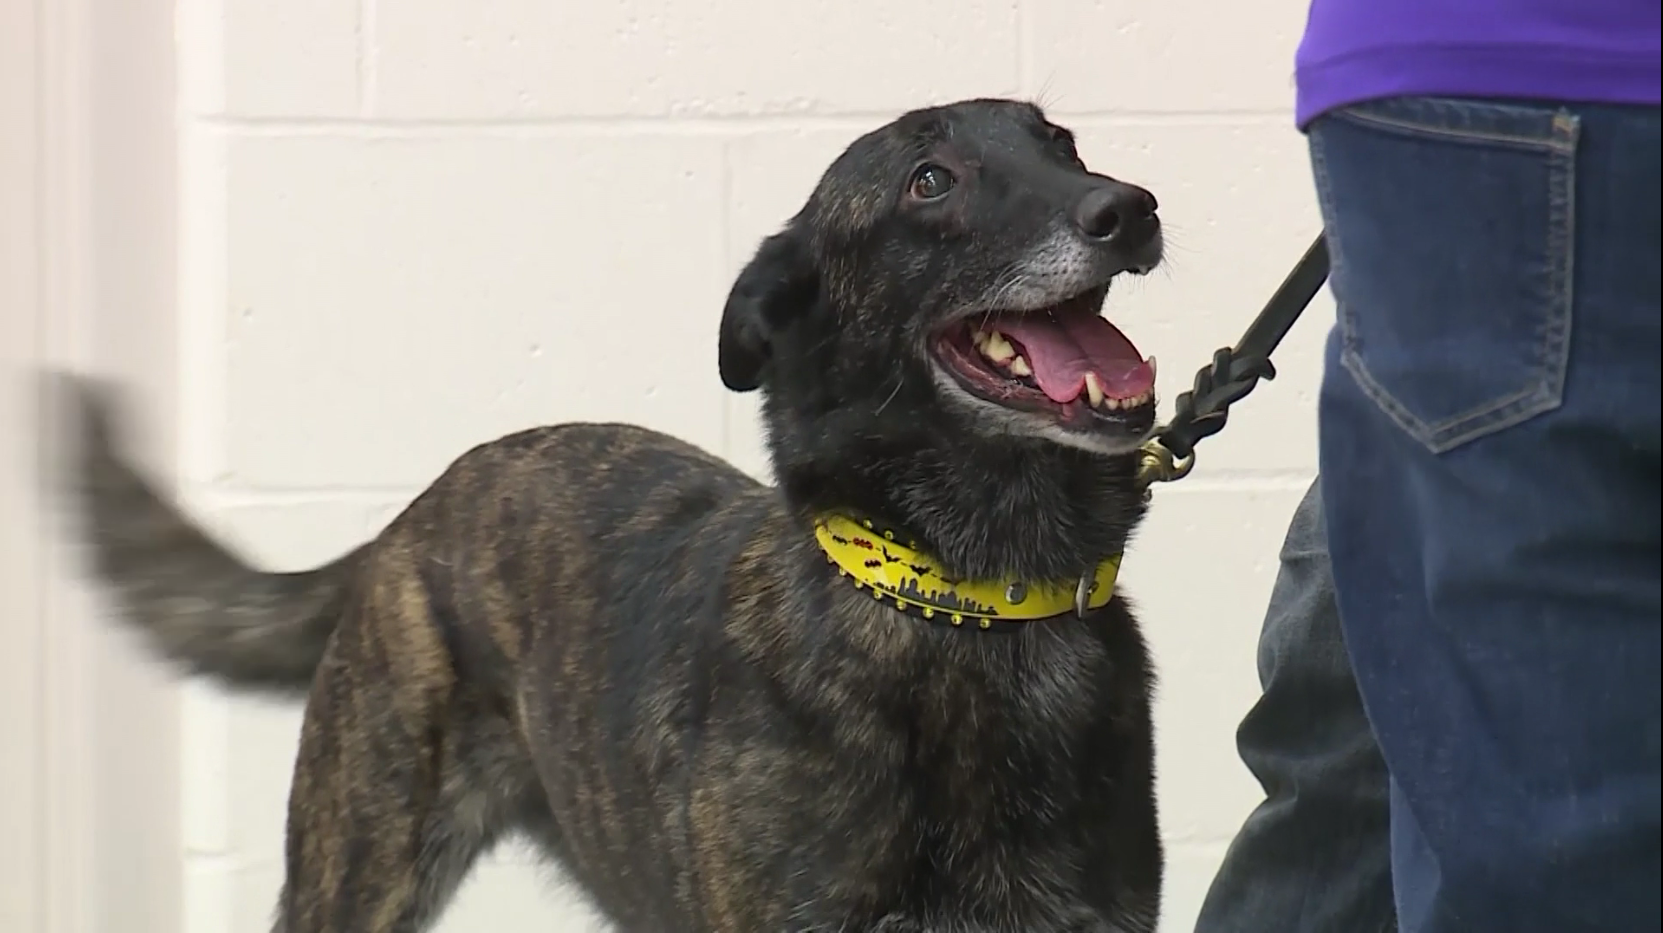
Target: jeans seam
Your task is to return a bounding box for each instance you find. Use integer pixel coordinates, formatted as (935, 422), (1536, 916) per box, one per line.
(1333, 101), (1578, 154)
(1337, 356), (1559, 453)
(1543, 112), (1577, 432)
(1315, 103), (1580, 455)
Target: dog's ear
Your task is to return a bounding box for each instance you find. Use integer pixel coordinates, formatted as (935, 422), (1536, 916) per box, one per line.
(719, 223), (818, 392)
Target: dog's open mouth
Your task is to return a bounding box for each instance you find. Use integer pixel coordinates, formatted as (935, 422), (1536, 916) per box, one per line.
(933, 289), (1157, 432)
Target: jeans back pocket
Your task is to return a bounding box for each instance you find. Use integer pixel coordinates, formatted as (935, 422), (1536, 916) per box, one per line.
(1308, 97), (1578, 454)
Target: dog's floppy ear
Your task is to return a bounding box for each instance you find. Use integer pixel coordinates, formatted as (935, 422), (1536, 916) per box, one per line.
(719, 223), (818, 392)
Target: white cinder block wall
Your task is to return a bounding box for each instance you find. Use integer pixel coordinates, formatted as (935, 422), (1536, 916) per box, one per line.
(168, 1), (1333, 930)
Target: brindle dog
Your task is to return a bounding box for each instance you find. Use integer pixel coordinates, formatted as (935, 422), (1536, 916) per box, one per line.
(50, 97), (1169, 932)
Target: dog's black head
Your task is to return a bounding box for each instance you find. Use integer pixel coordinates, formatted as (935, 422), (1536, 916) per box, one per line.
(721, 98), (1162, 581)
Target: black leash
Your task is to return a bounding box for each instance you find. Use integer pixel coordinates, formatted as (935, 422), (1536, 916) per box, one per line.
(1137, 232), (1331, 488)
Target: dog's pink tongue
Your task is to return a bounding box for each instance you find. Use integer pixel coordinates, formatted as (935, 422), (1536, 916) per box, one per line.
(998, 308), (1154, 403)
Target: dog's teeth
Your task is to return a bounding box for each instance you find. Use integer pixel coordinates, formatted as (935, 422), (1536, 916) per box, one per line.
(1008, 355), (1032, 377)
(1146, 355), (1157, 379)
(981, 332), (1016, 364)
(1084, 373), (1106, 407)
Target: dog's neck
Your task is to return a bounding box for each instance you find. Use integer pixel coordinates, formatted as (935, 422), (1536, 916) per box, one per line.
(771, 425), (1146, 584)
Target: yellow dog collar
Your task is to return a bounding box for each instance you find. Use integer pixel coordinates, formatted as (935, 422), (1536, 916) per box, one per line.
(813, 514), (1121, 632)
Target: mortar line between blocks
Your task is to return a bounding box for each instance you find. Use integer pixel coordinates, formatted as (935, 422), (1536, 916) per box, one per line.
(193, 110), (1290, 139)
(180, 850), (241, 868)
(1149, 470), (1317, 494)
(1162, 837), (1233, 857)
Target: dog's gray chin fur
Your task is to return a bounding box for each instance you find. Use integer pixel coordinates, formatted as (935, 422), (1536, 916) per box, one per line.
(928, 367), (1155, 457)
(952, 223), (1165, 321)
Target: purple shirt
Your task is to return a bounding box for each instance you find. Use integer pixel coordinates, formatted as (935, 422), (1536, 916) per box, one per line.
(1296, 0), (1663, 127)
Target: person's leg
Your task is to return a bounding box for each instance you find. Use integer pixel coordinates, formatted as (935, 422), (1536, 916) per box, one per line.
(1310, 98), (1662, 933)
(1194, 478), (1396, 933)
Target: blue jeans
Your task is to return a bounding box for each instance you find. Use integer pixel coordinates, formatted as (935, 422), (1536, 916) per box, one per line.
(1311, 97), (1662, 932)
(1194, 479), (1396, 933)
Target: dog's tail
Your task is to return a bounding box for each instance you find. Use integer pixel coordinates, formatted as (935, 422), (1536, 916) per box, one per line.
(44, 373), (362, 695)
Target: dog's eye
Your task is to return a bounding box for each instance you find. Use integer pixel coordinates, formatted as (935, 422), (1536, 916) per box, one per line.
(1049, 128), (1085, 168)
(909, 164), (956, 201)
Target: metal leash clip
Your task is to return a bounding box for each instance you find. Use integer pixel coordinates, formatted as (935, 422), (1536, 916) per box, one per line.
(1136, 438), (1195, 490)
(1134, 233), (1331, 493)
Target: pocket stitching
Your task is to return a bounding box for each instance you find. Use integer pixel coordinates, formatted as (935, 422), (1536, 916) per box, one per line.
(1338, 351), (1560, 452)
(1314, 104), (1579, 455)
(1333, 105), (1576, 154)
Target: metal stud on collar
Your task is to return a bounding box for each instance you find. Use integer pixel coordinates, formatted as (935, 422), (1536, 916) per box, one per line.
(1074, 573), (1094, 618)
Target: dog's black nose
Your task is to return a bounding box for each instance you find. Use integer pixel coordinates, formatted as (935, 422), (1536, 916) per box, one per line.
(1073, 182), (1159, 243)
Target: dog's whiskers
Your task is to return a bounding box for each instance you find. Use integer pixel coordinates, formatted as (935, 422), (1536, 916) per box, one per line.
(873, 376), (905, 416)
